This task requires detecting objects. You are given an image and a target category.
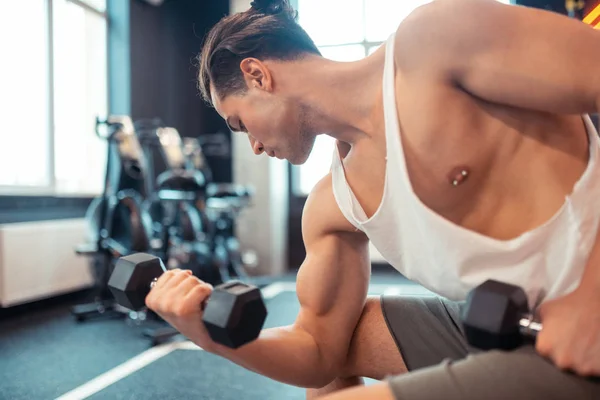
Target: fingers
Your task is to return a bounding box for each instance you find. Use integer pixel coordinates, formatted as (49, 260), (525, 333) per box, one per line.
(156, 269), (193, 291)
(535, 316), (599, 377)
(536, 333), (577, 375)
(534, 331), (551, 358)
(185, 283), (213, 310)
(146, 269), (193, 309)
(145, 269), (211, 315)
(577, 362), (600, 377)
(176, 274), (204, 294)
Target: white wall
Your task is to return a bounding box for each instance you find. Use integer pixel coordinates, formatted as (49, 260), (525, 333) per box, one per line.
(0, 218), (94, 307)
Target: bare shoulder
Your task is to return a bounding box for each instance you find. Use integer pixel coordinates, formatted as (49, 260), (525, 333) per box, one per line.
(302, 173), (366, 244)
(393, 0), (504, 78)
(391, 0), (449, 81)
(394, 0), (499, 36)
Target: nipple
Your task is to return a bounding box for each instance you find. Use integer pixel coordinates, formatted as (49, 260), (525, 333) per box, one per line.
(448, 166), (470, 187)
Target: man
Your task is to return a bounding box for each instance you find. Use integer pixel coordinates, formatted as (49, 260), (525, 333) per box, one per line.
(146, 0), (600, 398)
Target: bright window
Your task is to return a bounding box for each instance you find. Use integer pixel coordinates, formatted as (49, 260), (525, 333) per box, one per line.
(53, 0), (108, 195)
(365, 0), (432, 42)
(298, 0), (365, 46)
(294, 0), (512, 195)
(319, 45), (366, 62)
(0, 0), (108, 196)
(0, 0), (51, 189)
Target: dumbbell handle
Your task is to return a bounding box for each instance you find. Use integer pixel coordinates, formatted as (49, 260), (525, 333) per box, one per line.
(150, 278), (159, 289)
(519, 313), (542, 338)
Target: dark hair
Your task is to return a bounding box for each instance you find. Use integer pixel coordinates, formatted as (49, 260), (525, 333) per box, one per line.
(197, 0), (321, 106)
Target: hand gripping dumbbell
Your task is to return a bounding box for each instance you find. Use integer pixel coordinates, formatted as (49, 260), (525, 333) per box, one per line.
(108, 253), (267, 349)
(461, 280), (542, 350)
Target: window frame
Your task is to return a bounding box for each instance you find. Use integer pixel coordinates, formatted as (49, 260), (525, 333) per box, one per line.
(290, 2), (387, 198)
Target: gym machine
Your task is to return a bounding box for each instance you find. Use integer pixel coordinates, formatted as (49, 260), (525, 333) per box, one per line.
(138, 128), (260, 345)
(134, 124), (221, 344)
(206, 184), (255, 284)
(193, 132), (260, 284)
(71, 116), (154, 322)
(135, 123), (216, 282)
(137, 124), (258, 286)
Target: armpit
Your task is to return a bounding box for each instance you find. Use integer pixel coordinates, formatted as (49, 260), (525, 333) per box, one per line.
(337, 140), (352, 159)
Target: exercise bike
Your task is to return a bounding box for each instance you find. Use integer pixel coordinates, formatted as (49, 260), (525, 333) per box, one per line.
(71, 116), (154, 322)
(191, 133), (259, 284)
(205, 184), (255, 284)
(166, 133), (258, 284)
(135, 122), (216, 277)
(133, 125), (221, 344)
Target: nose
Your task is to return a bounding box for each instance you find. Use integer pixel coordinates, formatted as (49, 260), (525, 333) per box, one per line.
(249, 136), (264, 155)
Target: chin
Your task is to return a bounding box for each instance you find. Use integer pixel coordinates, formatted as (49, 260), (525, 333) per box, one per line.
(288, 152), (311, 166)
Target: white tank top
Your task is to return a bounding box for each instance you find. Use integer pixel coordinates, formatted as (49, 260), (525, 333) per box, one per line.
(331, 33), (600, 308)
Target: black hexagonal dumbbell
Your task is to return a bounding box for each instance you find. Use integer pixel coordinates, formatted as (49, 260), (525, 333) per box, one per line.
(107, 253), (267, 349)
(461, 280), (542, 350)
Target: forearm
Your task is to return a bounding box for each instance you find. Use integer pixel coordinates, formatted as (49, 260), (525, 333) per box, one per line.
(193, 177), (368, 389)
(203, 325), (337, 388)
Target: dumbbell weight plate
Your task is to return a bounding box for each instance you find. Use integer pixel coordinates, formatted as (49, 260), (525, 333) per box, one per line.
(461, 279), (530, 350)
(203, 281), (267, 349)
(108, 253), (166, 310)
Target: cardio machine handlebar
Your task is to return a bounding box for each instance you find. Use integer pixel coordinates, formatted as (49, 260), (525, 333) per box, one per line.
(95, 116), (137, 141)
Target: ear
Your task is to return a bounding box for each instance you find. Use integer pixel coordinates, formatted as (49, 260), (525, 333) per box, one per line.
(240, 58), (273, 92)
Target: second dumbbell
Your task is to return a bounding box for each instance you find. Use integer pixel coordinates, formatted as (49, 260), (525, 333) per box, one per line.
(461, 279), (542, 350)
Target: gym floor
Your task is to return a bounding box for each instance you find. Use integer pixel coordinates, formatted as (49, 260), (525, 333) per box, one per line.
(0, 271), (432, 400)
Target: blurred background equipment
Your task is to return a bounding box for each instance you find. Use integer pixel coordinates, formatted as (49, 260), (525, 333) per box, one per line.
(69, 115), (260, 345)
(71, 116), (154, 321)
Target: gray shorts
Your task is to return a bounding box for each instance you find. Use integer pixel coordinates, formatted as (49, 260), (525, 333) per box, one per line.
(381, 295), (600, 400)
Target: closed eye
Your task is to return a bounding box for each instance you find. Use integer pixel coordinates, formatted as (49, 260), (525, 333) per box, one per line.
(226, 117), (245, 134)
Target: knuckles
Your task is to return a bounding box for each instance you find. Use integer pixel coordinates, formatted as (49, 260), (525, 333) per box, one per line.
(534, 336), (552, 357)
(173, 303), (191, 317)
(144, 273), (210, 314)
(552, 354), (574, 371)
(575, 364), (593, 377)
(552, 353), (600, 377)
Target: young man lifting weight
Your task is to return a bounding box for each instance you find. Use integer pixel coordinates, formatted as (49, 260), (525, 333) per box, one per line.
(145, 0), (600, 398)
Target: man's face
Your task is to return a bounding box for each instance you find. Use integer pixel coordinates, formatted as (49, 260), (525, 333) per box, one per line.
(212, 83), (315, 165)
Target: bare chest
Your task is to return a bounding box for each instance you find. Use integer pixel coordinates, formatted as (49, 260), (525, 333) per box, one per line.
(343, 83), (589, 240)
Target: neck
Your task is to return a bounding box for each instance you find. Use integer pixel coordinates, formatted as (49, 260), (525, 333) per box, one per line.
(274, 51), (386, 144)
